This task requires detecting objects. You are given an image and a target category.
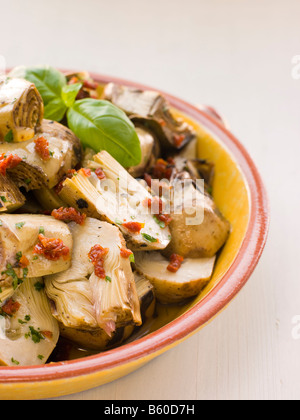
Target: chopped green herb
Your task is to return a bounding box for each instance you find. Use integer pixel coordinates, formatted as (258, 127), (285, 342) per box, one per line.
(18, 314), (31, 325)
(105, 276), (112, 283)
(153, 215), (166, 229)
(34, 281), (44, 292)
(39, 226), (45, 234)
(23, 267), (28, 280)
(15, 222), (25, 229)
(27, 326), (45, 344)
(1, 264), (22, 290)
(11, 358), (19, 365)
(141, 233), (158, 243)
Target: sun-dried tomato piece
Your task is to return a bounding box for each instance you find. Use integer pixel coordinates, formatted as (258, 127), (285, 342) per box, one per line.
(94, 167), (106, 180)
(0, 153), (22, 176)
(51, 207), (86, 225)
(41, 330), (53, 339)
(167, 254), (184, 273)
(122, 221), (145, 234)
(157, 213), (172, 227)
(34, 136), (51, 161)
(80, 168), (91, 177)
(120, 248), (133, 259)
(152, 158), (175, 181)
(54, 169), (77, 194)
(173, 134), (186, 148)
(68, 76), (79, 85)
(82, 79), (99, 90)
(1, 298), (21, 316)
(33, 234), (70, 261)
(88, 244), (109, 279)
(18, 255), (29, 268)
(144, 173), (152, 188)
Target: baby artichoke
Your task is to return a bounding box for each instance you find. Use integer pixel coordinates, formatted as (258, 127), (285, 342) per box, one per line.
(0, 76), (43, 143)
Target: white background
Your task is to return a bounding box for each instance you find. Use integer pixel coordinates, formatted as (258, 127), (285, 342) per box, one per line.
(1, 0), (300, 400)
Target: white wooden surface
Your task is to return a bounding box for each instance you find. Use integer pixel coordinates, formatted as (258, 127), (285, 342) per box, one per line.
(1, 0), (299, 400)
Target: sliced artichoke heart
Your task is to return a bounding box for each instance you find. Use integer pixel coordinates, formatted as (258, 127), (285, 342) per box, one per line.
(0, 120), (82, 190)
(0, 173), (25, 213)
(58, 151), (172, 251)
(0, 277), (59, 366)
(134, 251), (216, 304)
(0, 214), (73, 298)
(45, 217), (142, 342)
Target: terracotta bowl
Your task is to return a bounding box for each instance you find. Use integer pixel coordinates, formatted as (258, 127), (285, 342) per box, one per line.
(0, 72), (269, 399)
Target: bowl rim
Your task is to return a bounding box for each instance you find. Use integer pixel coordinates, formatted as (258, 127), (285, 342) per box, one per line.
(0, 71), (270, 383)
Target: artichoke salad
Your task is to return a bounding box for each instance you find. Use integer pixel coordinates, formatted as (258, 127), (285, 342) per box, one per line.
(0, 67), (230, 366)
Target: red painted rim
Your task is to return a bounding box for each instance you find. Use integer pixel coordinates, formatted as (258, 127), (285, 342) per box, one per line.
(0, 72), (269, 384)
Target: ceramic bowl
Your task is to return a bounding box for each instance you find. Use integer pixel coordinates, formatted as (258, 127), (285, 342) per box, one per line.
(0, 73), (269, 399)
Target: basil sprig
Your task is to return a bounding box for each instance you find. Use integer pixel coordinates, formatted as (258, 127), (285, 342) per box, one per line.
(67, 99), (141, 167)
(9, 66), (141, 167)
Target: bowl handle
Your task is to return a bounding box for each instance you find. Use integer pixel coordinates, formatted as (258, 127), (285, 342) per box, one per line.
(197, 104), (230, 130)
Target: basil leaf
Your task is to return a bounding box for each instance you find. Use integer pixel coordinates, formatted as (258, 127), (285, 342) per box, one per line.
(67, 99), (141, 167)
(61, 83), (82, 108)
(10, 65), (67, 121)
